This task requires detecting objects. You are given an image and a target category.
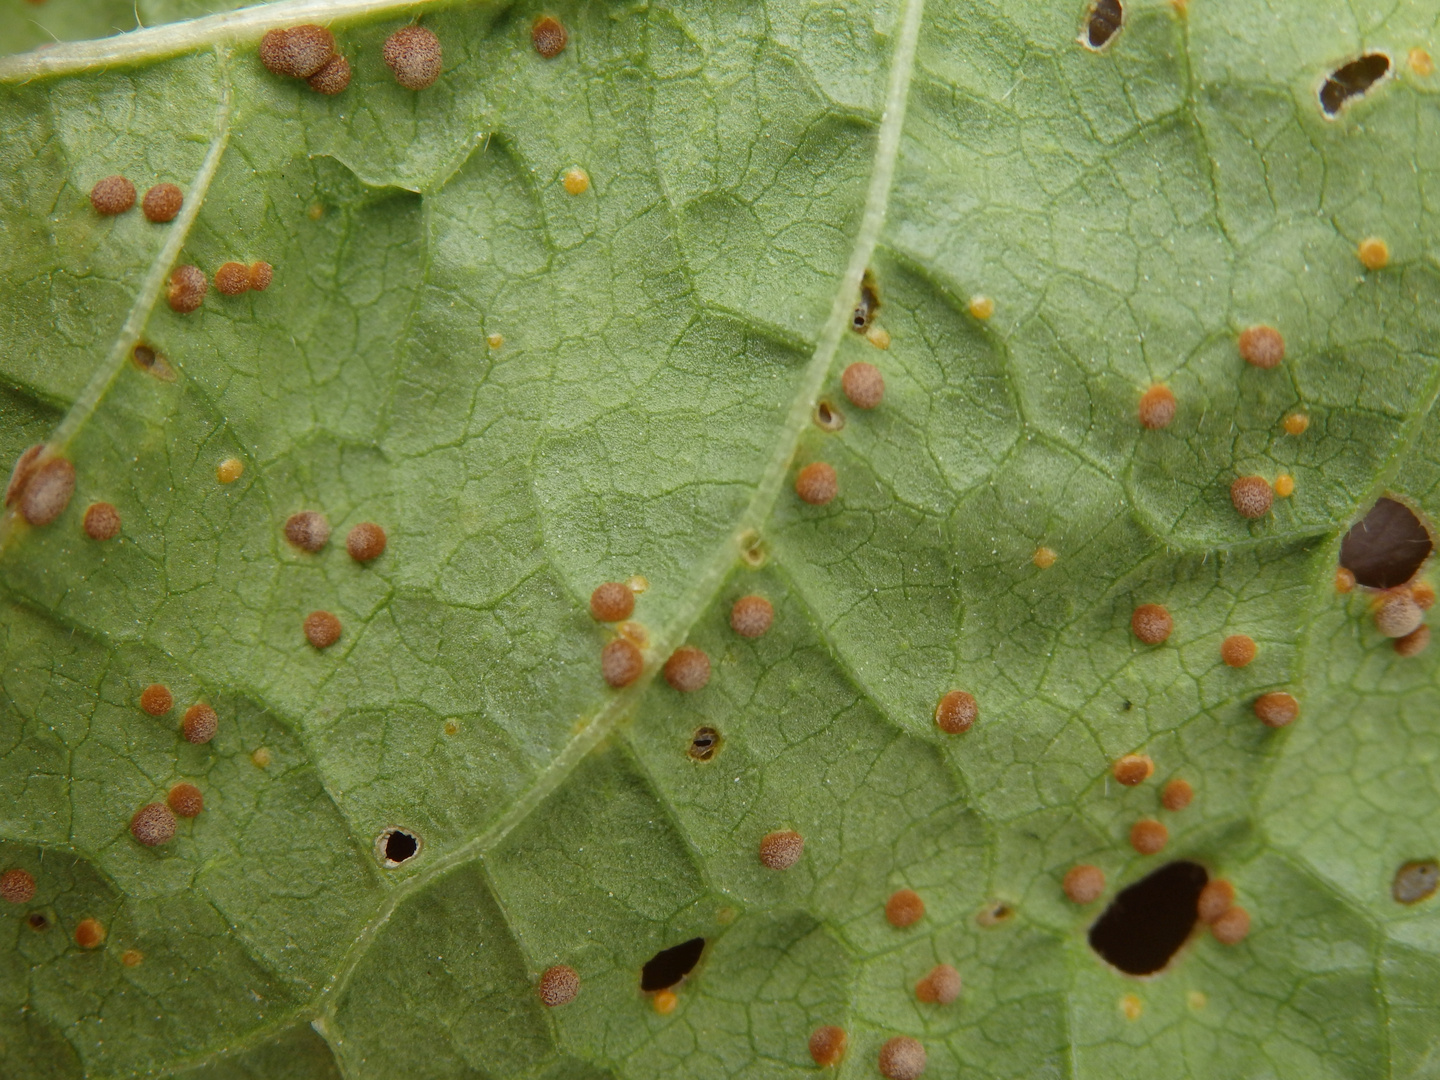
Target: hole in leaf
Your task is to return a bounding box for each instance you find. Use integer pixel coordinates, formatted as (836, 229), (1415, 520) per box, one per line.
(1084, 0), (1123, 49)
(1393, 860), (1439, 905)
(131, 342), (176, 381)
(1339, 497), (1432, 589)
(1088, 860), (1207, 975)
(1320, 53), (1391, 116)
(813, 399), (845, 432)
(640, 937), (705, 991)
(26, 912), (47, 931)
(376, 827), (420, 867)
(688, 726), (721, 761)
(851, 271), (879, 333)
(975, 900), (1014, 927)
(739, 528), (766, 568)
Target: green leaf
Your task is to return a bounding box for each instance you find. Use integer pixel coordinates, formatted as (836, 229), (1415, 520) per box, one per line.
(1, 0), (1437, 1076)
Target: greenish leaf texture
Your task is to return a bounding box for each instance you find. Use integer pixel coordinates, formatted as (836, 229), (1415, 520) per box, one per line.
(0, 0), (1438, 1076)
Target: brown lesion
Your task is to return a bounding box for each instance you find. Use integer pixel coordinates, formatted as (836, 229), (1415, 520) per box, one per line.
(131, 342), (176, 381)
(687, 726), (721, 761)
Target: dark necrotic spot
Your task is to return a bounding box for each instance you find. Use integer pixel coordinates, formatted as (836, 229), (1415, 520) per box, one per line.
(27, 912), (47, 930)
(1085, 0), (1123, 49)
(1320, 53), (1391, 116)
(688, 726), (721, 761)
(1339, 497), (1432, 589)
(640, 937), (705, 992)
(1088, 859), (1208, 975)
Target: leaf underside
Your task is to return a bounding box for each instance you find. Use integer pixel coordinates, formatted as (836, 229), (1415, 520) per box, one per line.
(1, 0), (1438, 1077)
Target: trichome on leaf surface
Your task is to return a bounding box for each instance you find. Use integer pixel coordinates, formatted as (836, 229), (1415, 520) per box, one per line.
(0, 0), (1438, 1077)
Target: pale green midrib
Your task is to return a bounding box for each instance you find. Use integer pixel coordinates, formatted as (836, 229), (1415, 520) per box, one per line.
(312, 0), (929, 1031)
(0, 0), (468, 80)
(0, 52), (233, 558)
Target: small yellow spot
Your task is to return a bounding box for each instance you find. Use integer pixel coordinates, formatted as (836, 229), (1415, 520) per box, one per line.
(443, 720), (460, 736)
(1032, 546), (1057, 569)
(866, 325), (891, 350)
(1358, 237), (1390, 270)
(486, 333), (504, 349)
(716, 906), (737, 924)
(1169, 0), (1189, 14)
(619, 621), (649, 648)
(121, 949), (144, 967)
(1120, 993), (1143, 1021)
(653, 989), (678, 1014)
(563, 168), (590, 195)
(1274, 474), (1295, 498)
(627, 575), (649, 595)
(1410, 48), (1434, 77)
(968, 295), (995, 321)
(1283, 412), (1309, 436)
(307, 202), (325, 221)
(1187, 990), (1207, 1011)
(216, 458), (244, 484)
(251, 747), (272, 768)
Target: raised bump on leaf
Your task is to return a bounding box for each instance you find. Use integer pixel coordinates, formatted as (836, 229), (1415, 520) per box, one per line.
(139, 684), (172, 716)
(532, 16), (567, 58)
(384, 26), (442, 90)
(886, 888), (925, 927)
(1064, 864), (1105, 904)
(141, 183), (182, 222)
(1161, 778), (1193, 811)
(89, 175), (134, 215)
(182, 703), (217, 744)
(82, 501), (120, 540)
(0, 868), (35, 904)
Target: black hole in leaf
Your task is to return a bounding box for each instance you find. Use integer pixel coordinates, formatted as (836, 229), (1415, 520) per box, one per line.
(851, 271), (879, 333)
(382, 829), (419, 864)
(1339, 497), (1432, 589)
(132, 344), (156, 369)
(1085, 0), (1123, 49)
(688, 726), (721, 762)
(1088, 860), (1208, 975)
(1320, 53), (1390, 115)
(640, 936), (705, 991)
(26, 913), (47, 931)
